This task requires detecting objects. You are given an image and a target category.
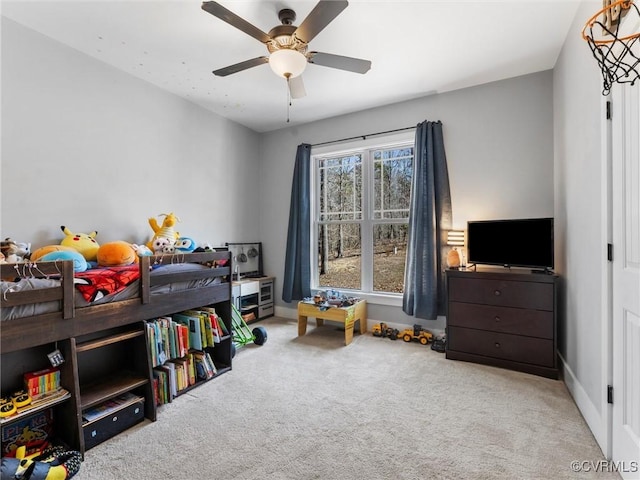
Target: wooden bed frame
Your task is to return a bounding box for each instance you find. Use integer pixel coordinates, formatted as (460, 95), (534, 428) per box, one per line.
(0, 251), (232, 354)
(1, 250), (233, 456)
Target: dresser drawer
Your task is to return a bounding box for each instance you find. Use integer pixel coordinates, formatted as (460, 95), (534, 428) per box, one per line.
(447, 326), (555, 367)
(448, 277), (554, 311)
(448, 302), (554, 338)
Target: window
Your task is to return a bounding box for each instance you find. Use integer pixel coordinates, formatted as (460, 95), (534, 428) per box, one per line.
(312, 138), (413, 296)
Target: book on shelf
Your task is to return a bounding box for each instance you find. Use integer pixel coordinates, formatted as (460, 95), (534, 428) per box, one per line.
(173, 313), (202, 351)
(82, 392), (142, 424)
(192, 352), (215, 380)
(146, 322), (157, 367)
(187, 353), (196, 386)
(152, 368), (169, 405)
(182, 310), (212, 348)
(200, 306), (229, 336)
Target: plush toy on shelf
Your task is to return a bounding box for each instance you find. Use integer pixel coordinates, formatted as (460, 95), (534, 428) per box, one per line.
(60, 226), (99, 261)
(146, 213), (180, 250)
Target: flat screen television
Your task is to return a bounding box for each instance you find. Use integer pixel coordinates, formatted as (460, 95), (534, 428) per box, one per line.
(466, 218), (554, 270)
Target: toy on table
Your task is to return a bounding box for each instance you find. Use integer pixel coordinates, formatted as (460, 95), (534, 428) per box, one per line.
(146, 212), (180, 250)
(59, 226), (99, 261)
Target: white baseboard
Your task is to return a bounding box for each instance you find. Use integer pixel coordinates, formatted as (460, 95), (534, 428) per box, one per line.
(559, 352), (609, 457)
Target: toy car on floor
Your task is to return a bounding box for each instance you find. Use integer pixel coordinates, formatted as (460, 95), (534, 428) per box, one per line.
(399, 324), (433, 345)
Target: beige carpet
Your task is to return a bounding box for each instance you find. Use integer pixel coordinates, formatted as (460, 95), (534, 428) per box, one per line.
(74, 317), (619, 480)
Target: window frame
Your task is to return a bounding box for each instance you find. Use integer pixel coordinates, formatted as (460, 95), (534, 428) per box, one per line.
(310, 131), (415, 306)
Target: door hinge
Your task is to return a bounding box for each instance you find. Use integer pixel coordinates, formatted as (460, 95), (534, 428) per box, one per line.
(606, 101), (612, 120)
(607, 385), (613, 404)
(607, 243), (613, 262)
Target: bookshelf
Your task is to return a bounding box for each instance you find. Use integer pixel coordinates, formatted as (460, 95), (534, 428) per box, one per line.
(1, 252), (233, 457)
(148, 304), (233, 405)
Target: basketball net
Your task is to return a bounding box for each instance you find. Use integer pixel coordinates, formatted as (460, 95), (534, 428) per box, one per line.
(582, 0), (640, 95)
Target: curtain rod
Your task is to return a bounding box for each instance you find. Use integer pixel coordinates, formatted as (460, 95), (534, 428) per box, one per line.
(310, 125), (416, 148)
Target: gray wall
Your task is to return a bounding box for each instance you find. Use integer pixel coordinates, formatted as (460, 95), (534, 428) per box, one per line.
(259, 71), (555, 328)
(1, 18), (261, 248)
(553, 0), (609, 453)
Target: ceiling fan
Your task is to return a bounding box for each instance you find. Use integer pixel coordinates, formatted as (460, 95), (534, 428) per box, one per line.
(201, 1), (372, 99)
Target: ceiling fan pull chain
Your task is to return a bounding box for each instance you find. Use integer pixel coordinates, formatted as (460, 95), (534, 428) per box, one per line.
(286, 76), (291, 123)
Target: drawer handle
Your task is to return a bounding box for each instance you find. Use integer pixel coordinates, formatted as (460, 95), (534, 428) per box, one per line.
(494, 342), (501, 348)
(112, 416), (118, 422)
(494, 290), (501, 296)
(494, 316), (501, 322)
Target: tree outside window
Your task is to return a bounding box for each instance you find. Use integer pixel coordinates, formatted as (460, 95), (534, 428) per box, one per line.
(314, 144), (413, 294)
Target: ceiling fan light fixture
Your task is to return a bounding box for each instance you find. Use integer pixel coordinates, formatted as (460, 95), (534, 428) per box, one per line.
(269, 49), (307, 78)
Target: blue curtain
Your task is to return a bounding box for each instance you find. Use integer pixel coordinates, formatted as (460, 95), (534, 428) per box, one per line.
(402, 121), (452, 319)
(282, 143), (312, 303)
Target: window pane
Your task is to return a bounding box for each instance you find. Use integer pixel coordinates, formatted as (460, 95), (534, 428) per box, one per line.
(373, 224), (409, 293)
(373, 148), (413, 219)
(317, 223), (361, 290)
(319, 155), (362, 221)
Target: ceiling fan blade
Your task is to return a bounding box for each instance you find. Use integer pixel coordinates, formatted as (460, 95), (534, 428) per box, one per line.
(202, 1), (271, 44)
(289, 75), (307, 99)
(213, 56), (269, 76)
(294, 0), (348, 44)
(308, 52), (371, 74)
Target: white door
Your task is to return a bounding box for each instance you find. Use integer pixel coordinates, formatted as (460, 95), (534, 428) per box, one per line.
(611, 79), (640, 480)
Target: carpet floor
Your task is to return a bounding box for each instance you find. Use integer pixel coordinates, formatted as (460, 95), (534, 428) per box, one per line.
(73, 316), (619, 480)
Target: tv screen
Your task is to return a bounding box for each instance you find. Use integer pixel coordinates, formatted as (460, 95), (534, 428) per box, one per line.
(467, 218), (554, 270)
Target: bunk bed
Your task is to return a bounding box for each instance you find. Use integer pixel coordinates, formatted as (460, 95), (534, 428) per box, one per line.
(0, 251), (232, 353)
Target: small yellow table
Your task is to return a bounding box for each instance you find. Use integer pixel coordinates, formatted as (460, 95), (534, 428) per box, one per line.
(297, 300), (367, 345)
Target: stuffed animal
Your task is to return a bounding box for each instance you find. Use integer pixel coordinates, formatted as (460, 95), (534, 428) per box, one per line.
(39, 251), (89, 273)
(151, 237), (172, 255)
(30, 245), (77, 262)
(131, 244), (153, 257)
(60, 226), (99, 261)
(96, 241), (138, 267)
(1, 238), (31, 263)
(1, 444), (81, 480)
(175, 237), (196, 253)
(146, 213), (180, 250)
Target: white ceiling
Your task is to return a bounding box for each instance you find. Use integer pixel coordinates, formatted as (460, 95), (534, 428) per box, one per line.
(2, 0), (583, 133)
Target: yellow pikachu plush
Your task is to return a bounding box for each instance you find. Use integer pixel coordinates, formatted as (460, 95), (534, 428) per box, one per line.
(60, 226), (99, 261)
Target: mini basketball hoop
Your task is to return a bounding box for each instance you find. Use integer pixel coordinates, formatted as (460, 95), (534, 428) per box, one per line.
(582, 0), (640, 95)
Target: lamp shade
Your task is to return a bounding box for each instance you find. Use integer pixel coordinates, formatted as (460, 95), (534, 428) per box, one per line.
(269, 49), (307, 78)
(447, 230), (465, 246)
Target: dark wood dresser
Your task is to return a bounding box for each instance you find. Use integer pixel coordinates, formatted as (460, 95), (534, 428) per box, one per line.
(445, 268), (559, 379)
